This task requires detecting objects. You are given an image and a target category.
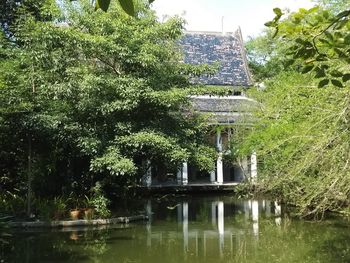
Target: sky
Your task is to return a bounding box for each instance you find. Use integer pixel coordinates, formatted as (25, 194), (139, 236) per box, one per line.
(152, 0), (316, 40)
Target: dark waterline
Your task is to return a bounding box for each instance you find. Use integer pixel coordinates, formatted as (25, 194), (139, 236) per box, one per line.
(1, 195), (350, 263)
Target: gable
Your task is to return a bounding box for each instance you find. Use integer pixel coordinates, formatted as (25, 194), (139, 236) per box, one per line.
(180, 30), (252, 87)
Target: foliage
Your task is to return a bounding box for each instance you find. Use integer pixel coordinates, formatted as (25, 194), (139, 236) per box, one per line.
(0, 191), (25, 216)
(87, 182), (111, 218)
(315, 0), (350, 14)
(35, 196), (67, 220)
(265, 6), (350, 88)
(238, 72), (350, 218)
(245, 30), (289, 81)
(238, 2), (350, 217)
(96, 0), (155, 15)
(0, 0), (219, 217)
(0, 0), (60, 37)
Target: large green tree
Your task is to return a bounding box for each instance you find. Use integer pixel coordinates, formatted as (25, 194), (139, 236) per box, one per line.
(0, 0), (219, 214)
(237, 2), (350, 218)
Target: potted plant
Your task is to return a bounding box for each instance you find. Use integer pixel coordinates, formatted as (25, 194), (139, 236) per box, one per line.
(82, 196), (95, 220)
(67, 194), (84, 220)
(69, 208), (81, 220)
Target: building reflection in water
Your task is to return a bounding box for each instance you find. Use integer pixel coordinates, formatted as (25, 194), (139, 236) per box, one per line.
(144, 199), (282, 258)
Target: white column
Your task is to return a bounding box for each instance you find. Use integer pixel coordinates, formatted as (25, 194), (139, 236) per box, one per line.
(146, 162), (152, 186)
(274, 201), (282, 226)
(216, 130), (223, 184)
(251, 151), (257, 183)
(274, 201), (281, 216)
(218, 201), (224, 257)
(217, 154), (223, 184)
(210, 170), (216, 183)
(265, 201), (271, 217)
(216, 130), (223, 152)
(183, 202), (189, 252)
(252, 200), (259, 237)
(242, 157), (248, 179)
(177, 167), (182, 185)
(142, 160), (152, 186)
(182, 162), (188, 185)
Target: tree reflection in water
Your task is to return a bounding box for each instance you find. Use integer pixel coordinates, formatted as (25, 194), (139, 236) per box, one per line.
(2, 197), (350, 263)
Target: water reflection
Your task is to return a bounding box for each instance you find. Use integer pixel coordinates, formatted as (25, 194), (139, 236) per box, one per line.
(143, 198), (283, 258)
(3, 197), (350, 263)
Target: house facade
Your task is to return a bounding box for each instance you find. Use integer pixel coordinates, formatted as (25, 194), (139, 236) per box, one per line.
(143, 29), (257, 187)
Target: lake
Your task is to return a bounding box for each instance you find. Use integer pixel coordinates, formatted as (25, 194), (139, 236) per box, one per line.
(1, 195), (350, 263)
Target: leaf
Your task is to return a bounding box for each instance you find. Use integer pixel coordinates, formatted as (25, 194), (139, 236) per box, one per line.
(264, 21), (275, 27)
(324, 31), (334, 42)
(330, 70), (343, 77)
(315, 54), (327, 61)
(319, 38), (331, 45)
(334, 48), (346, 58)
(308, 6), (319, 13)
(342, 74), (350, 82)
(295, 47), (315, 59)
(97, 0), (111, 12)
(149, 0), (155, 3)
(331, 79), (343, 88)
(334, 19), (348, 30)
(301, 65), (314, 74)
(336, 10), (350, 19)
(272, 27), (279, 38)
(118, 0), (135, 16)
(322, 10), (330, 19)
(273, 8), (282, 17)
(318, 79), (329, 88)
(284, 59), (295, 67)
(344, 34), (350, 44)
(314, 67), (326, 78)
(295, 38), (305, 45)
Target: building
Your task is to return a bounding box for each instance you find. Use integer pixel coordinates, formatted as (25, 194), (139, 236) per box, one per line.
(143, 29), (257, 187)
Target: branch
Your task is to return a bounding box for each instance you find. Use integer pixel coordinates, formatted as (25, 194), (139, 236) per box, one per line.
(312, 9), (350, 55)
(96, 56), (122, 75)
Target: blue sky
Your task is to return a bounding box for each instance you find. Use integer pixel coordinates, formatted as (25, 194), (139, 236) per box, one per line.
(152, 0), (315, 40)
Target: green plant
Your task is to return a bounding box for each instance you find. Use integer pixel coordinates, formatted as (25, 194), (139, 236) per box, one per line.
(88, 182), (111, 218)
(0, 191), (25, 216)
(0, 0), (219, 209)
(35, 196), (67, 221)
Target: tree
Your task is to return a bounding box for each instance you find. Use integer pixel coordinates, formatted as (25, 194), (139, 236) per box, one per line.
(96, 0), (155, 15)
(0, 0), (219, 215)
(0, 0), (57, 37)
(245, 29), (290, 81)
(265, 6), (350, 88)
(238, 3), (350, 218)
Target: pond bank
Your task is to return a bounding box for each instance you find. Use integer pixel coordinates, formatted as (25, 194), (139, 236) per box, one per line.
(8, 214), (148, 228)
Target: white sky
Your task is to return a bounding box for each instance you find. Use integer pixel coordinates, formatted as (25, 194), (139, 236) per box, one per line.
(152, 0), (316, 40)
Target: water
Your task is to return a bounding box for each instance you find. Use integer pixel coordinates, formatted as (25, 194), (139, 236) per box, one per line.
(1, 196), (350, 263)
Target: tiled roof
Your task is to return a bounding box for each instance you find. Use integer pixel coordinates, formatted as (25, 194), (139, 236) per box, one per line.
(191, 95), (255, 112)
(180, 30), (252, 86)
(190, 95), (257, 124)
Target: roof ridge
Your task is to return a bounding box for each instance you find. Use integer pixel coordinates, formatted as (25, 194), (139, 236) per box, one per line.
(234, 27), (253, 86)
(185, 30), (235, 36)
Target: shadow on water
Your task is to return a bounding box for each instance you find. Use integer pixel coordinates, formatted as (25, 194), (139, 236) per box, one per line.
(2, 196), (350, 263)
